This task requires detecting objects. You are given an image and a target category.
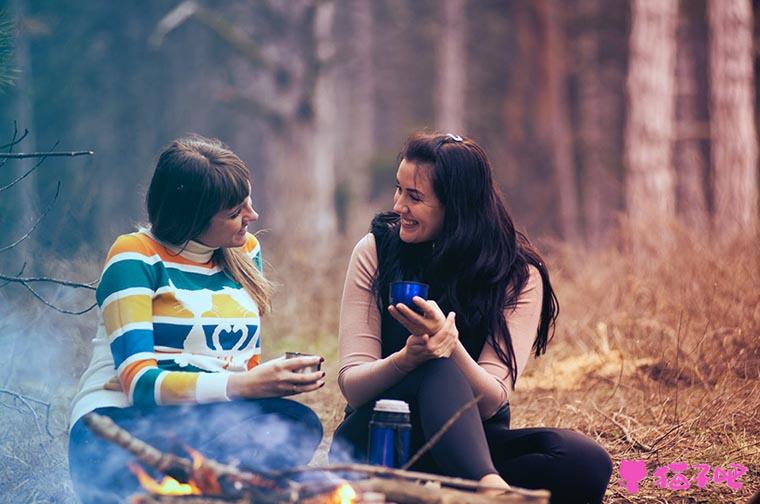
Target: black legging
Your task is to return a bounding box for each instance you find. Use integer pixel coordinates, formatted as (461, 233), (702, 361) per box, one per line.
(69, 398), (322, 504)
(329, 359), (612, 504)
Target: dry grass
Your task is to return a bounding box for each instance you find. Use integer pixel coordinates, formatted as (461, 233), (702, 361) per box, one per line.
(0, 226), (757, 502)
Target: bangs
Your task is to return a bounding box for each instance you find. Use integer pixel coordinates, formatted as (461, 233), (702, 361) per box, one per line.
(207, 159), (251, 213)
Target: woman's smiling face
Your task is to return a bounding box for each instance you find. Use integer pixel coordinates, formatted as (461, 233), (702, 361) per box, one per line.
(392, 159), (445, 244)
(195, 191), (258, 248)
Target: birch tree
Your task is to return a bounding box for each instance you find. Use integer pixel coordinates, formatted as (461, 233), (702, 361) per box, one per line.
(708, 0), (758, 237)
(575, 0), (625, 248)
(674, 0), (709, 231)
(624, 0), (678, 236)
(435, 0), (466, 133)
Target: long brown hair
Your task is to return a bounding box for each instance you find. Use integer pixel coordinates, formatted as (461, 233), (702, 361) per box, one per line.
(373, 132), (558, 387)
(146, 135), (273, 313)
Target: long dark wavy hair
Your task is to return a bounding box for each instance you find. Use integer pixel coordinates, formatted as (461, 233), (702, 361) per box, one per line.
(372, 132), (559, 388)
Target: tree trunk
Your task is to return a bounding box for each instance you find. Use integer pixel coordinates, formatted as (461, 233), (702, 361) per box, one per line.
(575, 0), (625, 248)
(5, 0), (37, 268)
(349, 0), (374, 199)
(624, 0), (678, 235)
(708, 0), (758, 237)
(264, 1), (336, 259)
(539, 0), (581, 244)
(435, 0), (467, 133)
(674, 0), (710, 231)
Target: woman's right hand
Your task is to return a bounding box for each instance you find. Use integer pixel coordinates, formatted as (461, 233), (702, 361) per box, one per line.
(396, 311), (458, 372)
(226, 355), (325, 399)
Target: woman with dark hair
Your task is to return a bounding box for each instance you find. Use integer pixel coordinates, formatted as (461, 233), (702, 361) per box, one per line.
(68, 136), (324, 504)
(329, 132), (612, 503)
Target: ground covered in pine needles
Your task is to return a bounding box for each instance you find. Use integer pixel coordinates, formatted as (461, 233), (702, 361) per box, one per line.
(1, 227), (757, 503)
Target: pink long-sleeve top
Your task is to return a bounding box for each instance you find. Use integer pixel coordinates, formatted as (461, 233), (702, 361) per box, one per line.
(337, 233), (544, 420)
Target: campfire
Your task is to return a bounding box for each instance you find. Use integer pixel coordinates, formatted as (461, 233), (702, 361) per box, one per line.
(84, 413), (549, 504)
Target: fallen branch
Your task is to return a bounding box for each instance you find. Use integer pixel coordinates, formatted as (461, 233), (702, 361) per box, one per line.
(594, 406), (653, 452)
(0, 388), (53, 438)
(83, 413), (293, 501)
(273, 464), (547, 499)
(355, 478), (549, 503)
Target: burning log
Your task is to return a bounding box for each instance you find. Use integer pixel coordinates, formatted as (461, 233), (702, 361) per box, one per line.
(83, 413), (296, 502)
(84, 412), (549, 503)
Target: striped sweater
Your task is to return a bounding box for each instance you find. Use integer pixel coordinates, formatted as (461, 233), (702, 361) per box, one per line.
(70, 230), (262, 426)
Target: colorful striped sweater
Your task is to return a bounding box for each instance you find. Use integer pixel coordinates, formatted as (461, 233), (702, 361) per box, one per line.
(70, 230), (262, 426)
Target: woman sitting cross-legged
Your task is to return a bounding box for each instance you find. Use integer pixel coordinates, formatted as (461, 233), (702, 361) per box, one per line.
(68, 136), (324, 504)
(329, 132), (613, 503)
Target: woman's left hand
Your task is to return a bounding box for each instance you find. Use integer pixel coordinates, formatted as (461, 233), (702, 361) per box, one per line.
(395, 311), (459, 371)
(388, 297), (447, 337)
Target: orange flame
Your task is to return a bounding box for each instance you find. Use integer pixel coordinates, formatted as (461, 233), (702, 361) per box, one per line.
(333, 483), (357, 504)
(128, 462), (200, 496)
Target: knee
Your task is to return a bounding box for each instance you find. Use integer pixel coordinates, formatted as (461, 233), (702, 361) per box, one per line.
(413, 358), (468, 388)
(278, 399), (323, 443)
(555, 430), (613, 501)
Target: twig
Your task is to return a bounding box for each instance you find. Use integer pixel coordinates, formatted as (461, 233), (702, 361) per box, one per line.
(593, 406), (653, 452)
(722, 438), (760, 457)
(0, 262), (25, 289)
(402, 393), (483, 470)
(0, 388), (53, 439)
(0, 269), (97, 314)
(0, 182), (60, 254)
(17, 281), (97, 315)
(0, 140), (59, 193)
(0, 124), (28, 150)
(0, 150), (93, 158)
(647, 423), (683, 451)
(0, 273), (97, 289)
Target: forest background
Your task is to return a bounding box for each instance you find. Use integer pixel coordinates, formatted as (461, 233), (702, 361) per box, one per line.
(0, 0), (758, 502)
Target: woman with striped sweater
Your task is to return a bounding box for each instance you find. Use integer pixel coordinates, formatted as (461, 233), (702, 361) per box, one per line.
(68, 136), (324, 504)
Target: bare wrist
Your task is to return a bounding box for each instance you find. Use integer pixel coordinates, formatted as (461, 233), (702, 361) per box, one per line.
(393, 348), (415, 374)
(227, 373), (257, 399)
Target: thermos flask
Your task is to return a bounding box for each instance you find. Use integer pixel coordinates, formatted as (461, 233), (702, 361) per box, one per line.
(368, 399), (411, 468)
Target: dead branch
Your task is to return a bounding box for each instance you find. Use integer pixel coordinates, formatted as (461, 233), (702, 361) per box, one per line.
(0, 181), (60, 254)
(593, 406), (653, 452)
(0, 124), (28, 151)
(354, 478), (549, 503)
(0, 140), (59, 193)
(83, 412), (292, 500)
(402, 393), (483, 470)
(0, 150), (93, 158)
(0, 262), (25, 289)
(0, 273), (97, 290)
(0, 388), (53, 438)
(0, 269), (97, 315)
(273, 464), (546, 498)
(150, 1), (274, 70)
(131, 476), (548, 504)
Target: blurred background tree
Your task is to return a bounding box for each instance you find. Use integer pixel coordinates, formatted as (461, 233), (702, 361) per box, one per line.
(0, 0), (757, 268)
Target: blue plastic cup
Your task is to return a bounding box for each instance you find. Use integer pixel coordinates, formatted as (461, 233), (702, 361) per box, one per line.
(389, 281), (429, 314)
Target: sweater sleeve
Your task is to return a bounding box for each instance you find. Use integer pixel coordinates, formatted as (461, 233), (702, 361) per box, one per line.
(337, 234), (409, 408)
(96, 234), (229, 407)
(449, 265), (543, 419)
